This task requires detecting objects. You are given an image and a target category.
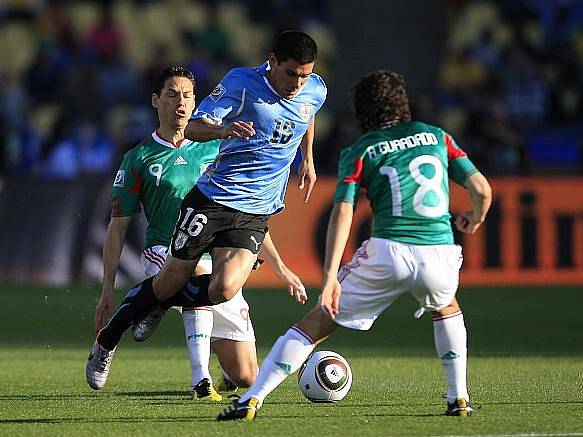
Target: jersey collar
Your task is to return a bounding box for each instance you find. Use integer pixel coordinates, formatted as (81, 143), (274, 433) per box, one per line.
(152, 130), (192, 149)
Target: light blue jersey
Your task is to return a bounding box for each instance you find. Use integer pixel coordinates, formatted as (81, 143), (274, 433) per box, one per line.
(192, 62), (327, 215)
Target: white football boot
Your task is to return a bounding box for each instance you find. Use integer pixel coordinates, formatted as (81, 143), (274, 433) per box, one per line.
(86, 342), (116, 390)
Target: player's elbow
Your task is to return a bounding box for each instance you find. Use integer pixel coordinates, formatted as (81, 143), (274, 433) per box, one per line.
(468, 173), (492, 202)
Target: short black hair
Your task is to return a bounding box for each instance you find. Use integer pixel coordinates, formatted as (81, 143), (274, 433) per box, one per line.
(153, 66), (195, 96)
(353, 71), (412, 133)
(272, 30), (317, 65)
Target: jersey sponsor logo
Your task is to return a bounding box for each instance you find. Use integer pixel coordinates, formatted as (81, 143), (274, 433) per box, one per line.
(300, 103), (312, 122)
(174, 156), (188, 165)
(366, 132), (438, 159)
(174, 231), (189, 250)
(209, 83), (226, 102)
(113, 170), (125, 187)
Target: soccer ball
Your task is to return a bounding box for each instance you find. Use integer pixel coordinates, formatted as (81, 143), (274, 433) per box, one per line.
(298, 350), (352, 403)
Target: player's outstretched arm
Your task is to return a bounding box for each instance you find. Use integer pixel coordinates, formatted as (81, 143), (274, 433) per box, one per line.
(298, 116), (316, 203)
(96, 216), (132, 332)
(185, 118), (255, 142)
(455, 172), (492, 234)
(321, 202), (353, 318)
(260, 231), (307, 304)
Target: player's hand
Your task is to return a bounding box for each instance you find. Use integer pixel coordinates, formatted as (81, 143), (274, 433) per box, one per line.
(455, 211), (484, 234)
(320, 278), (341, 319)
(276, 265), (308, 304)
(94, 290), (116, 333)
(298, 159), (317, 203)
(220, 121), (255, 140)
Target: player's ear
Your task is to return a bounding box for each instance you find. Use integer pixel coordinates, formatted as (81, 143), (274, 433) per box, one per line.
(268, 53), (278, 69)
(152, 93), (159, 109)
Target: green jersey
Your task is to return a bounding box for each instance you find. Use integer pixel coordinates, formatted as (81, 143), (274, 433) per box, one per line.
(333, 121), (478, 245)
(111, 131), (220, 248)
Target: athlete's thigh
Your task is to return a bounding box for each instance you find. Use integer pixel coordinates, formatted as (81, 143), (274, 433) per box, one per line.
(153, 255), (198, 300)
(209, 247), (256, 300)
(212, 339), (258, 387)
(410, 244), (462, 312)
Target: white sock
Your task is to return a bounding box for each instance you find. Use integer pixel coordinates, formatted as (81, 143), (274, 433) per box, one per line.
(182, 308), (214, 387)
(240, 325), (315, 406)
(433, 311), (469, 403)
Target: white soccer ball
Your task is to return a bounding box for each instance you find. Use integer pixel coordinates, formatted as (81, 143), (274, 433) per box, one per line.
(298, 350), (352, 403)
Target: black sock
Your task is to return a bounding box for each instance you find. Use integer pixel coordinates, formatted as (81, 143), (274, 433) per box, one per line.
(97, 276), (158, 350)
(161, 274), (213, 309)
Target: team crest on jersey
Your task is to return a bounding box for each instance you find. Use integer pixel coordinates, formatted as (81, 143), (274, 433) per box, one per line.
(210, 83), (226, 102)
(300, 104), (312, 122)
(113, 170), (125, 187)
(174, 231), (189, 250)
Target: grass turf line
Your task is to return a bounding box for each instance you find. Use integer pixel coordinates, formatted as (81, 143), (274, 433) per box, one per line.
(0, 284), (582, 435)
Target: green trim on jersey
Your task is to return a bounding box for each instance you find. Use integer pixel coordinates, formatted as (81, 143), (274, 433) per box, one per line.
(333, 121), (478, 245)
(111, 133), (220, 249)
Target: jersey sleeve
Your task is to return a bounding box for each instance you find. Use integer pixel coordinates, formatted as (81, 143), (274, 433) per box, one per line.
(111, 151), (143, 217)
(311, 73), (328, 115)
(192, 70), (244, 124)
(444, 132), (479, 187)
(333, 148), (363, 205)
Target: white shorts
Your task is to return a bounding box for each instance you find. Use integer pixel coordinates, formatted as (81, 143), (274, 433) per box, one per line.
(141, 245), (255, 342)
(334, 238), (463, 331)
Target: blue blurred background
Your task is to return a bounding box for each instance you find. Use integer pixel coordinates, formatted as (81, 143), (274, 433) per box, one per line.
(0, 0), (581, 182)
(1, 0), (582, 286)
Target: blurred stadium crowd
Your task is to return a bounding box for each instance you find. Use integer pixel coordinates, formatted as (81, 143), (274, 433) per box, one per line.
(0, 0), (581, 181)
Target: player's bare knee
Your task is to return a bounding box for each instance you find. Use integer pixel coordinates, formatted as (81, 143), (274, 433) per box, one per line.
(232, 370), (256, 388)
(208, 281), (240, 303)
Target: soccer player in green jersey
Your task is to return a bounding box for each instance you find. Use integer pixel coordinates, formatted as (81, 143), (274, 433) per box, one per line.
(218, 70), (492, 421)
(92, 66), (306, 397)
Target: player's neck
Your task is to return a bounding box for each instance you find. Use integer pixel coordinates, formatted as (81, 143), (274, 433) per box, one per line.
(156, 127), (186, 148)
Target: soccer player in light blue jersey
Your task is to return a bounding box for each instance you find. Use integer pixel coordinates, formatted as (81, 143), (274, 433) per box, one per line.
(87, 31), (327, 389)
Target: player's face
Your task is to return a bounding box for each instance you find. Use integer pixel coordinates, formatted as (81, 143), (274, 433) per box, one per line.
(267, 54), (314, 99)
(152, 76), (195, 130)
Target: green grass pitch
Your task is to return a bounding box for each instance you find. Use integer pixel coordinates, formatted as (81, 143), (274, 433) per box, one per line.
(0, 284), (582, 436)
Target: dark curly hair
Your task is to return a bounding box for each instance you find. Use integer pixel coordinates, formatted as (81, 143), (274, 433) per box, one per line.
(353, 71), (411, 133)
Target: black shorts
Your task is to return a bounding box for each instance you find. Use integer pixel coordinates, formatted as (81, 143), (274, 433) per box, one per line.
(170, 185), (269, 261)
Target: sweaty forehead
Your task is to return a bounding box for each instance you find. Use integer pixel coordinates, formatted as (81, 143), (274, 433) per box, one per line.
(163, 76), (194, 92)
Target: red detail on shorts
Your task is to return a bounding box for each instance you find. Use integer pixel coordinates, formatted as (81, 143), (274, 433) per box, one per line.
(445, 134), (466, 161)
(143, 248), (165, 269)
(130, 166), (143, 194)
(343, 157), (364, 184)
(432, 311), (463, 322)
